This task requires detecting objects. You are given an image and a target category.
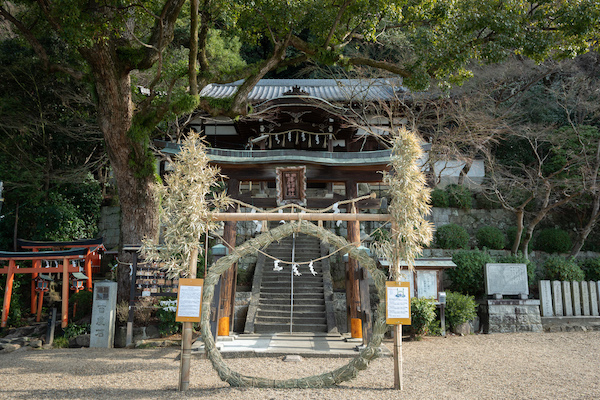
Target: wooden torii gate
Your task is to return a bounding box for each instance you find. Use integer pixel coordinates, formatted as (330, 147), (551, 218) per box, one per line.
(0, 248), (89, 328)
(210, 210), (392, 341)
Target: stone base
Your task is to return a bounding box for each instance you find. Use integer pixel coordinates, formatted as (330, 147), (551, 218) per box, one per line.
(541, 316), (600, 332)
(480, 299), (542, 334)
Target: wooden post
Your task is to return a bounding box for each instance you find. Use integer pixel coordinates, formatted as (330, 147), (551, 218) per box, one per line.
(61, 258), (69, 328)
(84, 252), (93, 290)
(218, 178), (239, 337)
(179, 247), (198, 391)
(394, 324), (403, 390)
(31, 253), (40, 314)
(1, 260), (16, 328)
(36, 290), (44, 322)
(345, 181), (362, 338)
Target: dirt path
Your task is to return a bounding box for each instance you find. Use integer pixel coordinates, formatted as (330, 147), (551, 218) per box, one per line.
(1, 331), (599, 399)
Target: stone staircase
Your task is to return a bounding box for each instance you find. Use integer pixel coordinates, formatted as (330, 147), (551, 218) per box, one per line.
(244, 233), (336, 334)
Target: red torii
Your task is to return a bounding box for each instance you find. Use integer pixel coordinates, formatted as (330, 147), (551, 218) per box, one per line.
(0, 248), (88, 328)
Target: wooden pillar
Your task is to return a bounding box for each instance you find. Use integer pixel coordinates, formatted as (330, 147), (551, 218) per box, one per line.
(36, 289), (44, 323)
(61, 258), (69, 328)
(31, 251), (40, 314)
(345, 181), (362, 338)
(218, 178), (239, 336)
(1, 260), (16, 328)
(84, 251), (93, 290)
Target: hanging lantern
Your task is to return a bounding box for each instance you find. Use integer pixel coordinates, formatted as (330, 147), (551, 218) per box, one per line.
(34, 274), (52, 292)
(70, 272), (88, 292)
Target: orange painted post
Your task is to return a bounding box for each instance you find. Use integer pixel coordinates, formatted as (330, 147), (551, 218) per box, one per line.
(62, 258), (69, 328)
(36, 290), (44, 322)
(1, 260), (16, 328)
(84, 252), (93, 290)
(31, 272), (38, 314)
(31, 252), (40, 314)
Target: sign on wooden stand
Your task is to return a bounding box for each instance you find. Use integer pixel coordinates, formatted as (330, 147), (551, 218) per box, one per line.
(386, 281), (411, 390)
(177, 278), (203, 391)
(176, 278), (204, 323)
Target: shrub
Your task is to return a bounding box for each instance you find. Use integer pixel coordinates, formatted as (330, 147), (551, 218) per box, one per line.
(476, 226), (506, 250)
(446, 184), (473, 210)
(430, 188), (449, 208)
(410, 297), (437, 339)
(580, 258), (600, 281)
(474, 192), (501, 209)
(63, 323), (90, 338)
(70, 290), (93, 321)
(533, 228), (572, 254)
(448, 249), (496, 297)
(541, 256), (584, 281)
(435, 224), (469, 249)
(445, 292), (478, 331)
(156, 307), (180, 336)
(496, 253), (536, 287)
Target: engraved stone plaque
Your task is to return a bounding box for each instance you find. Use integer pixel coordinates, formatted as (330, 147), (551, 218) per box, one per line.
(539, 280), (554, 317)
(589, 281), (599, 316)
(552, 281), (563, 316)
(572, 281), (582, 316)
(562, 281), (573, 317)
(485, 263), (529, 297)
(90, 281), (117, 348)
(581, 281), (591, 316)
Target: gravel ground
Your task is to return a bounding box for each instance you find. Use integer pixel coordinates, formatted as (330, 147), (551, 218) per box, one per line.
(1, 331), (599, 399)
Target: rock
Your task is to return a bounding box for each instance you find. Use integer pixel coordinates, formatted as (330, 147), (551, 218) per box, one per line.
(29, 339), (43, 348)
(454, 322), (472, 336)
(0, 343), (21, 353)
(68, 334), (90, 348)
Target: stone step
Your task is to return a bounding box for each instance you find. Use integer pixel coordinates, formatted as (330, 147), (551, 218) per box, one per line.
(254, 322), (328, 333)
(259, 292), (324, 300)
(258, 303), (326, 312)
(260, 287), (324, 294)
(256, 315), (327, 325)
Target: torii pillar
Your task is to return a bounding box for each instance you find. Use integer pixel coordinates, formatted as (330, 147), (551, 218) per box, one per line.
(217, 178), (239, 336)
(345, 181), (364, 339)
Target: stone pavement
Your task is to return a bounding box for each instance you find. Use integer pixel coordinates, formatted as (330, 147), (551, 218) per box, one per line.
(191, 332), (392, 358)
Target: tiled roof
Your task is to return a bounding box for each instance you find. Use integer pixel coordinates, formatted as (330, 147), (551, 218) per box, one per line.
(199, 79), (405, 102)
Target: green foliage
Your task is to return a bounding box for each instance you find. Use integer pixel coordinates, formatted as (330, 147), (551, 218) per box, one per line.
(580, 258), (600, 281)
(534, 228), (572, 254)
(430, 188), (449, 208)
(410, 297), (436, 339)
(0, 274), (29, 327)
(53, 336), (70, 348)
(70, 290), (94, 321)
(446, 184), (473, 210)
(63, 323), (90, 339)
(206, 30), (247, 77)
(156, 307), (180, 336)
(445, 292), (478, 331)
(476, 226), (506, 250)
(435, 224), (469, 249)
(448, 249), (496, 297)
(474, 192), (501, 210)
(496, 253), (536, 287)
(541, 256), (585, 282)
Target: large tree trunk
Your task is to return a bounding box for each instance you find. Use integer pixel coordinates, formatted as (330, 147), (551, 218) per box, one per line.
(83, 43), (160, 300)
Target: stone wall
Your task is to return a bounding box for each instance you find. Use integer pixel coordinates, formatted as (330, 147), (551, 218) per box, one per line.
(99, 206), (120, 250)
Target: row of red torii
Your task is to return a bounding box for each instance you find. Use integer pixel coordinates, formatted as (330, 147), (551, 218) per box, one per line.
(0, 238), (104, 328)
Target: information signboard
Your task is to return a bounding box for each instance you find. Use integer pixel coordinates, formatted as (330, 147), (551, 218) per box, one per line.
(175, 278), (204, 322)
(386, 281), (411, 325)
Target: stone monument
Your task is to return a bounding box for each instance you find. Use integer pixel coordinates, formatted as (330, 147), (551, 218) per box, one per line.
(90, 281), (118, 348)
(480, 263), (542, 333)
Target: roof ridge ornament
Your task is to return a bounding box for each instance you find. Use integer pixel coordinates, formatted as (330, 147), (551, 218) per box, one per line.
(283, 85), (309, 96)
